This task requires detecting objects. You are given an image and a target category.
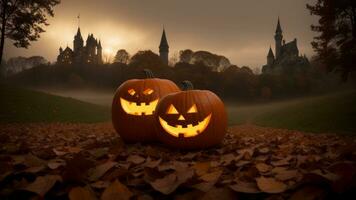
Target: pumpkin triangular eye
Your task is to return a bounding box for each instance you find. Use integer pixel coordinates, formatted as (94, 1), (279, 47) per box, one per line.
(143, 88), (154, 95)
(167, 104), (179, 114)
(187, 104), (198, 113)
(128, 89), (136, 96)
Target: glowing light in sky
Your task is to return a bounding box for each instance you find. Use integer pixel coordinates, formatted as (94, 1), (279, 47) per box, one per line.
(103, 47), (115, 63)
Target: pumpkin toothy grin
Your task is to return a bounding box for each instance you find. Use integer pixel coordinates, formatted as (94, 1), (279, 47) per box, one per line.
(158, 114), (212, 138)
(120, 98), (159, 116)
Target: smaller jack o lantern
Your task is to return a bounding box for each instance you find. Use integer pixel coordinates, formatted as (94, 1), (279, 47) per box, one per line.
(155, 81), (227, 149)
(112, 70), (180, 143)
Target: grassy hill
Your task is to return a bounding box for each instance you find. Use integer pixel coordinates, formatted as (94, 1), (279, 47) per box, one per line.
(1, 83), (355, 134)
(228, 91), (356, 134)
(0, 84), (110, 123)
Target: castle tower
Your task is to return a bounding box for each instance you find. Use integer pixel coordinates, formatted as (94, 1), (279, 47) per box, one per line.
(267, 47), (275, 66)
(73, 28), (84, 53)
(159, 28), (169, 65)
(274, 17), (283, 59)
(97, 40), (103, 64)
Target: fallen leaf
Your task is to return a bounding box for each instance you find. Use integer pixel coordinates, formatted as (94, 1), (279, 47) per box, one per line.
(63, 155), (94, 182)
(256, 177), (287, 193)
(289, 185), (327, 200)
(238, 148), (254, 160)
(255, 163), (272, 173)
(53, 148), (68, 156)
(271, 158), (291, 167)
(200, 170), (222, 182)
(143, 158), (161, 168)
(149, 173), (177, 194)
(137, 194), (154, 200)
(192, 162), (211, 176)
(88, 161), (117, 182)
(89, 148), (109, 159)
(67, 146), (82, 154)
(221, 153), (239, 166)
(127, 155), (145, 165)
(101, 179), (133, 200)
(148, 169), (194, 194)
(69, 186), (97, 200)
(24, 175), (61, 196)
(48, 158), (66, 169)
(258, 147), (270, 154)
(200, 187), (236, 200)
(24, 165), (46, 173)
(275, 170), (299, 181)
(91, 180), (110, 189)
(230, 181), (261, 193)
(192, 181), (216, 192)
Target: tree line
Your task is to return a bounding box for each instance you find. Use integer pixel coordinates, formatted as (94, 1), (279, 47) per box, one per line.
(6, 49), (345, 101)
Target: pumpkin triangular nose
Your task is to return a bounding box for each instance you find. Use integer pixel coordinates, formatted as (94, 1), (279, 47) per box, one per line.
(178, 115), (185, 120)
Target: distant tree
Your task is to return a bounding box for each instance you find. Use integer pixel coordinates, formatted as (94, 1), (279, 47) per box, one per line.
(5, 56), (47, 75)
(169, 51), (179, 67)
(240, 66), (253, 74)
(307, 0), (356, 80)
(27, 56), (48, 66)
(129, 50), (163, 68)
(0, 0), (60, 75)
(180, 50), (231, 72)
(179, 49), (194, 63)
(114, 49), (130, 64)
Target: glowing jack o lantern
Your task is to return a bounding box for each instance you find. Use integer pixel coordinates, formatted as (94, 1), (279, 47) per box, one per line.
(112, 70), (180, 143)
(155, 81), (227, 149)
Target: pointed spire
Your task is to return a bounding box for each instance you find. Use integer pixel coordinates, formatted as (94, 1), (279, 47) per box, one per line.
(98, 40), (102, 48)
(75, 27), (83, 40)
(268, 46), (274, 57)
(276, 17), (282, 33)
(159, 28), (169, 48)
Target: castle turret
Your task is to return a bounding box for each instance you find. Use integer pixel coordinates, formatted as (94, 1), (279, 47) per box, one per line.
(274, 17), (283, 59)
(97, 40), (103, 64)
(73, 28), (83, 53)
(267, 47), (275, 66)
(159, 28), (169, 65)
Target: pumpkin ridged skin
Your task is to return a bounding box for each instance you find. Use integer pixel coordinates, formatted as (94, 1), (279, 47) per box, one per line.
(155, 90), (227, 149)
(112, 78), (180, 143)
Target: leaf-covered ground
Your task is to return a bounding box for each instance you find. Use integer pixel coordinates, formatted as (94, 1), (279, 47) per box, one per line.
(0, 123), (356, 200)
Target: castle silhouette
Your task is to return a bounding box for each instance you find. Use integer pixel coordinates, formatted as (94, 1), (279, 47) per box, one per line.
(262, 18), (309, 74)
(57, 25), (169, 65)
(57, 27), (103, 65)
(57, 17), (308, 72)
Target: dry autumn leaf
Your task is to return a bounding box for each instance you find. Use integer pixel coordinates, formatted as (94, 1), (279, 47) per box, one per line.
(101, 179), (133, 200)
(88, 161), (117, 182)
(24, 175), (61, 196)
(192, 162), (211, 176)
(148, 169), (194, 194)
(126, 155), (146, 165)
(255, 163), (272, 173)
(200, 187), (236, 200)
(69, 186), (97, 200)
(256, 177), (287, 193)
(230, 181), (261, 194)
(48, 158), (66, 169)
(200, 170), (222, 182)
(275, 170), (299, 181)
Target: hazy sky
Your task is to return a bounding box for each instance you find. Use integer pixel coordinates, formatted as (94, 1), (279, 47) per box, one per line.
(5, 0), (318, 69)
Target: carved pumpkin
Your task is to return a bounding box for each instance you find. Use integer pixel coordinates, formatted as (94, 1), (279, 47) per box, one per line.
(155, 81), (227, 149)
(112, 70), (180, 143)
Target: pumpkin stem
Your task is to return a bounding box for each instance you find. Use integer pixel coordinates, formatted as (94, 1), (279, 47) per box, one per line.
(143, 69), (155, 78)
(181, 80), (194, 90)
